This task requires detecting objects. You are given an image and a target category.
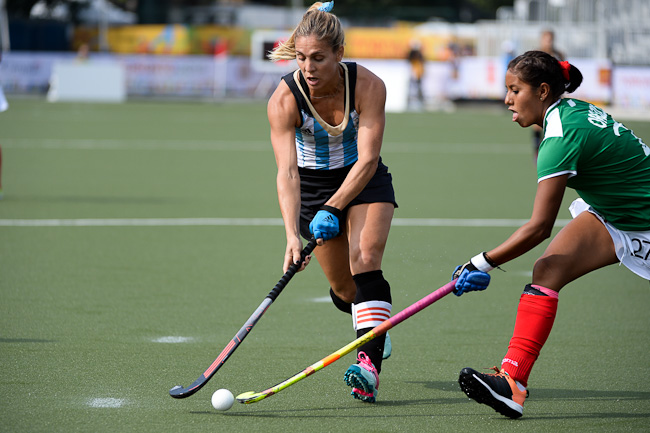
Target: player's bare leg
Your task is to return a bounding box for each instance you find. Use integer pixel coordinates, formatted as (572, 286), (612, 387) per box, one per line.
(532, 211), (618, 291)
(342, 203), (394, 401)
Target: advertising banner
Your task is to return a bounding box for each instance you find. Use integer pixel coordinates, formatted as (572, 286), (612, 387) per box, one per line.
(612, 66), (650, 110)
(0, 53), (643, 111)
(74, 25), (251, 56)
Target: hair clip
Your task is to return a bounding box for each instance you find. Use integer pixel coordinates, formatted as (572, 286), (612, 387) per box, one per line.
(558, 60), (570, 81)
(318, 1), (334, 12)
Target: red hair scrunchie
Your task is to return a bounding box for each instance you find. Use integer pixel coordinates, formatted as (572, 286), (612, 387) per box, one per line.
(558, 61), (570, 81)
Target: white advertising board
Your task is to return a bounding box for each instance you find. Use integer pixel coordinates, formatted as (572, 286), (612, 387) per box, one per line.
(47, 61), (126, 103)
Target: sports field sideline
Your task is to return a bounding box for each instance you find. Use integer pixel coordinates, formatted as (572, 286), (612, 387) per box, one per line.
(1, 98), (648, 432)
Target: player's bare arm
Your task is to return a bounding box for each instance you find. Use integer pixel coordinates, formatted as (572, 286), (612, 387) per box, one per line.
(487, 174), (568, 265)
(268, 82), (310, 272)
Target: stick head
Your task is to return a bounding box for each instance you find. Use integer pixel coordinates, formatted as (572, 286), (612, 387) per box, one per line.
(236, 391), (268, 404)
(169, 385), (188, 398)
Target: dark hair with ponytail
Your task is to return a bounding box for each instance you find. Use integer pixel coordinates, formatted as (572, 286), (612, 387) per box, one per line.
(507, 50), (583, 100)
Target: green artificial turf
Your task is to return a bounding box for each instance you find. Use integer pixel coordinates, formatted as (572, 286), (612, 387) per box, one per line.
(1, 98), (648, 432)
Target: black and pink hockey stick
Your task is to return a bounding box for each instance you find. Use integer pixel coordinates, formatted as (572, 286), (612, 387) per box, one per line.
(169, 238), (317, 399)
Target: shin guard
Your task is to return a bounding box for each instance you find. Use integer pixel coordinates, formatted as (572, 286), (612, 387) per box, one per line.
(352, 270), (392, 373)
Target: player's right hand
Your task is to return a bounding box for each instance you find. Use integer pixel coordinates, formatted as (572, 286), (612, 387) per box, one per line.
(283, 238), (311, 273)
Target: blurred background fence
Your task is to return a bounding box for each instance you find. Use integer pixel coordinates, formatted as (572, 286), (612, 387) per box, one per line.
(0, 0), (648, 112)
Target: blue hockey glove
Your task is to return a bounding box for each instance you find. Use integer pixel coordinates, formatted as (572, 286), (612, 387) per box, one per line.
(309, 205), (342, 241)
(452, 252), (495, 296)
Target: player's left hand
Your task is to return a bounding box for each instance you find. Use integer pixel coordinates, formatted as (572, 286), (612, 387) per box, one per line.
(309, 205), (342, 243)
(451, 252), (497, 296)
(452, 262), (491, 296)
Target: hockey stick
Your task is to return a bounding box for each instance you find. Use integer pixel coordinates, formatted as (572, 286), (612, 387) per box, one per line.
(169, 237), (318, 399)
(236, 279), (456, 404)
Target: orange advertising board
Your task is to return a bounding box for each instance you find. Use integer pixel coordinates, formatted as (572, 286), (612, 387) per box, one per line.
(73, 25), (468, 61)
(344, 27), (452, 61)
(74, 25), (251, 56)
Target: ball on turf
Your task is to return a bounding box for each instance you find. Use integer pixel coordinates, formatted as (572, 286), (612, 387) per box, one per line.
(211, 389), (234, 411)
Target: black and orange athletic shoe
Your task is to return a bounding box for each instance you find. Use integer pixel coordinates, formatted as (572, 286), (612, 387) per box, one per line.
(458, 367), (528, 419)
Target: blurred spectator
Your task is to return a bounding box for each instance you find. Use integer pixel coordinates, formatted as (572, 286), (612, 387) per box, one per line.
(441, 41), (460, 111)
(406, 39), (425, 110)
(532, 30), (565, 161)
(76, 43), (90, 62)
(539, 29), (565, 61)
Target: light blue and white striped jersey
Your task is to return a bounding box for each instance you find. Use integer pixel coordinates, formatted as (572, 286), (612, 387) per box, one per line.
(283, 62), (360, 170)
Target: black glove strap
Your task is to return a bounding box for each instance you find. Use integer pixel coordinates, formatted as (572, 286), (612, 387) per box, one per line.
(483, 252), (498, 268)
(452, 261), (477, 280)
(320, 205), (343, 221)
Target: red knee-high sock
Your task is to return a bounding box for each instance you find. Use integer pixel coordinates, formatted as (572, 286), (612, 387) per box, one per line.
(501, 285), (558, 387)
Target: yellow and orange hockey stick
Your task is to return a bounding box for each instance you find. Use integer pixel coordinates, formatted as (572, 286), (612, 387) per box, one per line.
(237, 280), (456, 404)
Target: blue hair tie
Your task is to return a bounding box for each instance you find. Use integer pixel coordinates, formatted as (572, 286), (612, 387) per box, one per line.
(318, 1), (334, 12)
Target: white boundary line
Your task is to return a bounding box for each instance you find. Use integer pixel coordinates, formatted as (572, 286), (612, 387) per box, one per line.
(0, 218), (571, 228)
(1, 138), (530, 154)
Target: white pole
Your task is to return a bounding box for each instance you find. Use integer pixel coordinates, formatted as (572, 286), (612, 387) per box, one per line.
(213, 50), (227, 100)
(212, 38), (228, 100)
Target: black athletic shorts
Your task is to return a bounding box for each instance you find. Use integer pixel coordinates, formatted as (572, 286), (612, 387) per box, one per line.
(298, 157), (398, 239)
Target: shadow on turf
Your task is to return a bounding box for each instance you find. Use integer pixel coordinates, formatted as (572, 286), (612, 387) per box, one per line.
(525, 412), (650, 421)
(417, 380), (650, 420)
(188, 381), (650, 419)
(416, 381), (650, 400)
(415, 380), (650, 402)
(190, 401), (650, 420)
(189, 401), (458, 418)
